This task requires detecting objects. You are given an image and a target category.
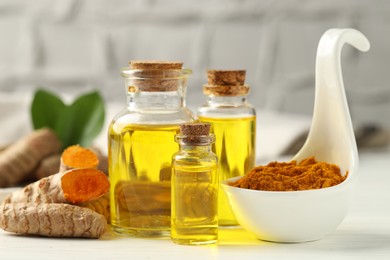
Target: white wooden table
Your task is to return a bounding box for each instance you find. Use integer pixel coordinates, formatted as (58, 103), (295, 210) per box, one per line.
(1, 150), (390, 260)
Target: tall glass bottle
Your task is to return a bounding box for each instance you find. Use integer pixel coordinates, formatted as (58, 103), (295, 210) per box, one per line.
(197, 70), (256, 226)
(108, 60), (196, 236)
(171, 123), (219, 245)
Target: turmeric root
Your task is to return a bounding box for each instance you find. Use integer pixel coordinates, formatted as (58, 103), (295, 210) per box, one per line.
(0, 144), (110, 238)
(59, 145), (110, 220)
(0, 203), (107, 238)
(32, 154), (61, 180)
(78, 192), (110, 223)
(0, 145), (8, 153)
(31, 146), (107, 181)
(89, 146), (108, 174)
(3, 168), (109, 205)
(61, 168), (109, 204)
(60, 145), (99, 173)
(0, 128), (61, 187)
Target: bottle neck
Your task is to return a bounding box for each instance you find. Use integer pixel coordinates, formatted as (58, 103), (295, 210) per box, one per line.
(206, 95), (247, 107)
(122, 68), (191, 111)
(176, 135), (215, 151)
(179, 144), (212, 153)
(127, 91), (184, 111)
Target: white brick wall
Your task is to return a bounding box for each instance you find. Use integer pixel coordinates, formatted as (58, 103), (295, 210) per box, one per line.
(0, 0), (389, 127)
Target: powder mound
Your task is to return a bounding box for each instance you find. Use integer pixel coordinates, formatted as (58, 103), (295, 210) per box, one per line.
(230, 157), (348, 191)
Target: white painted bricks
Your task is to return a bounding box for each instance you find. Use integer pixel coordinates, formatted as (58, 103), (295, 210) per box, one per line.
(0, 0), (388, 126)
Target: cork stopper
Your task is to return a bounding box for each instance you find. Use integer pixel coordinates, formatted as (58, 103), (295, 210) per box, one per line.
(178, 123), (212, 144)
(203, 69), (250, 96)
(207, 70), (246, 86)
(180, 122), (211, 136)
(126, 60), (186, 92)
(129, 60), (183, 70)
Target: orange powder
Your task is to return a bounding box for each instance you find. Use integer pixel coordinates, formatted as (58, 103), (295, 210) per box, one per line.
(230, 157), (347, 191)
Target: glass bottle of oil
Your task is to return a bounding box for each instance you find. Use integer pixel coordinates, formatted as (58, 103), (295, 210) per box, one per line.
(197, 70), (256, 226)
(171, 123), (218, 245)
(108, 60), (196, 236)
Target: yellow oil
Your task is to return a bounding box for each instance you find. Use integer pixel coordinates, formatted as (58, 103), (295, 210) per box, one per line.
(108, 123), (180, 236)
(198, 116), (256, 226)
(171, 163), (218, 245)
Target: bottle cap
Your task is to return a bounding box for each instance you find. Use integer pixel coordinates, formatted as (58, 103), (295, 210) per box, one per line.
(180, 122), (211, 136)
(178, 123), (213, 145)
(207, 70), (246, 86)
(129, 60), (183, 70)
(126, 60), (188, 92)
(203, 69), (250, 96)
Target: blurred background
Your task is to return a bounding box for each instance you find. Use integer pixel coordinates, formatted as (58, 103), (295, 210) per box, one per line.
(0, 0), (389, 157)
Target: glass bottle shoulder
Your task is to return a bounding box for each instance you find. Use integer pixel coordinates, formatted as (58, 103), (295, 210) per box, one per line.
(110, 106), (196, 131)
(172, 149), (218, 166)
(197, 102), (256, 119)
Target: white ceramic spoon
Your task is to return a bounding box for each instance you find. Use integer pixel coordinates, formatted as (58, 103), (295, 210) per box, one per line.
(222, 28), (370, 242)
(294, 28), (370, 178)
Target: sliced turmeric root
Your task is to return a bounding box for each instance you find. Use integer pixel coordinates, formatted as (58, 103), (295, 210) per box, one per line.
(60, 145), (99, 173)
(61, 168), (109, 204)
(59, 145), (110, 221)
(3, 168), (109, 205)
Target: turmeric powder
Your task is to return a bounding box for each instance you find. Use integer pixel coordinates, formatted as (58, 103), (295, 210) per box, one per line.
(0, 203), (107, 238)
(230, 157), (347, 191)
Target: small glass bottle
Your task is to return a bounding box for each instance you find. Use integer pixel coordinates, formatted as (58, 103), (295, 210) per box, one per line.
(171, 123), (219, 245)
(197, 70), (256, 226)
(108, 60), (196, 236)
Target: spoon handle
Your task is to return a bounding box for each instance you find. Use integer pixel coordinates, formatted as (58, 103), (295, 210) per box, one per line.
(296, 29), (369, 175)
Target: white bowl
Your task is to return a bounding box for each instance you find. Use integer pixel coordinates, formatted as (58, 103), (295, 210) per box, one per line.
(221, 28), (368, 243)
(221, 176), (355, 243)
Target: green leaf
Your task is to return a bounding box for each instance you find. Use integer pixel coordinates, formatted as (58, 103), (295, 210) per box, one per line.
(55, 91), (105, 148)
(30, 89), (105, 150)
(31, 89), (66, 130)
